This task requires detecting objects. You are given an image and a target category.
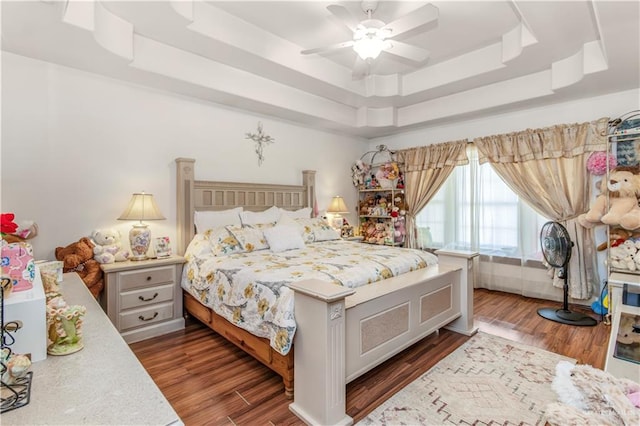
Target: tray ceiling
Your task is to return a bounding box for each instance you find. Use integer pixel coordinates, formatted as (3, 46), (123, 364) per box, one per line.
(2, 0), (639, 138)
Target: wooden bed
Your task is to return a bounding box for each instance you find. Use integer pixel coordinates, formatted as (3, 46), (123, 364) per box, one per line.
(175, 158), (478, 425)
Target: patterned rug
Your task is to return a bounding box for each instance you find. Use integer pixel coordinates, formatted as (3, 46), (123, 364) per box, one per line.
(357, 332), (575, 425)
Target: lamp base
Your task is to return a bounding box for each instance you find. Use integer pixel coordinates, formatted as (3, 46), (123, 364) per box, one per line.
(129, 224), (151, 261)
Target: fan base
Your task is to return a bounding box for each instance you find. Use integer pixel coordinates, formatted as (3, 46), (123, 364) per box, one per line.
(537, 308), (597, 327)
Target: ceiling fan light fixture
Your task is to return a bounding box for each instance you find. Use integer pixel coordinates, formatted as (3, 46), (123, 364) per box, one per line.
(353, 34), (384, 60)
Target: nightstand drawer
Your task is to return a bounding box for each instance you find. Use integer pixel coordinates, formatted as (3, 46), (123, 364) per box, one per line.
(119, 302), (174, 331)
(120, 284), (174, 310)
(119, 266), (175, 291)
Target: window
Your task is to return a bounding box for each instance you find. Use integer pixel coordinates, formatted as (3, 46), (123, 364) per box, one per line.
(416, 147), (548, 260)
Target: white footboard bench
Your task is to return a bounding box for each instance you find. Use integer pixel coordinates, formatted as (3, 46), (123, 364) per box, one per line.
(289, 249), (478, 425)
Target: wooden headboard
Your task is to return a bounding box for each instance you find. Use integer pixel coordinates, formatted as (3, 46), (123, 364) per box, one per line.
(175, 158), (316, 255)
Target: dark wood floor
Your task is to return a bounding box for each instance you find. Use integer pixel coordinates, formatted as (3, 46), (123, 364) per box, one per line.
(129, 289), (611, 425)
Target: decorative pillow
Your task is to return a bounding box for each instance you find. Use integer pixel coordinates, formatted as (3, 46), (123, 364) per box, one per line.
(194, 207), (242, 234)
(312, 223), (341, 242)
(262, 225), (306, 253)
(279, 207), (312, 219)
(226, 225), (270, 252)
(240, 206), (280, 226)
(205, 227), (245, 256)
(292, 217), (316, 244)
(294, 218), (340, 242)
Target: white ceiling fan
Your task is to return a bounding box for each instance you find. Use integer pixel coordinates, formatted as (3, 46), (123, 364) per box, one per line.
(301, 1), (439, 78)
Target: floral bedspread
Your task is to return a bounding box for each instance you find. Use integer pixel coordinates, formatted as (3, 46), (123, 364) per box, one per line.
(181, 237), (437, 355)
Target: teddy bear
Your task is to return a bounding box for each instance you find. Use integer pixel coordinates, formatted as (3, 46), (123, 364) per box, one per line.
(90, 228), (130, 264)
(374, 222), (388, 244)
(544, 360), (640, 426)
(394, 194), (408, 213)
(578, 167), (640, 230)
(55, 237), (104, 298)
(597, 227), (633, 251)
(608, 240), (638, 271)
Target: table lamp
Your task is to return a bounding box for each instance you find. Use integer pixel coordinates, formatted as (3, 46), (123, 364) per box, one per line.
(118, 192), (165, 260)
(327, 195), (349, 230)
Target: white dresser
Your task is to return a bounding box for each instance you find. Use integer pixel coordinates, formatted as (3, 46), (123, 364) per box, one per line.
(2, 272), (182, 425)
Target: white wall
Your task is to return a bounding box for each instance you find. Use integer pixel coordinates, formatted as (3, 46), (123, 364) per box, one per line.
(371, 88), (640, 149)
(1, 53), (367, 260)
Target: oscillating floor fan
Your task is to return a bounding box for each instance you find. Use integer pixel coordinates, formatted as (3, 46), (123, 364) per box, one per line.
(538, 221), (597, 326)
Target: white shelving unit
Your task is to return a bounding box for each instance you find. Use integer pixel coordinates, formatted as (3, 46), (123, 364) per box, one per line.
(605, 272), (640, 382)
(603, 112), (640, 381)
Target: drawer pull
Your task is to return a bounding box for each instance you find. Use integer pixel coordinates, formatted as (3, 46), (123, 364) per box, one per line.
(146, 276), (152, 281)
(138, 312), (159, 322)
(138, 293), (159, 302)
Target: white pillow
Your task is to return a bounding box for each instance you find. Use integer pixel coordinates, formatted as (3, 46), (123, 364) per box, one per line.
(280, 207), (312, 219)
(194, 207), (242, 234)
(263, 225), (306, 253)
(240, 206), (280, 226)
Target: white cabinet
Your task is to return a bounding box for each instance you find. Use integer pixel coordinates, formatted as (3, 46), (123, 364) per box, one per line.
(605, 273), (640, 382)
(100, 256), (185, 343)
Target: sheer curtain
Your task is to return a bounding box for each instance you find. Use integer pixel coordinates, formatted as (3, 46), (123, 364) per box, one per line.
(473, 117), (609, 299)
(398, 140), (469, 248)
(408, 144), (542, 258)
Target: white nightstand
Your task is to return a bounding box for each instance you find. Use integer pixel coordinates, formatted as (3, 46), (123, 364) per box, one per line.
(100, 255), (185, 343)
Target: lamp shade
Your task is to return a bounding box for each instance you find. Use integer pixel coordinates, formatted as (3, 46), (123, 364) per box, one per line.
(327, 196), (349, 215)
(117, 192), (165, 222)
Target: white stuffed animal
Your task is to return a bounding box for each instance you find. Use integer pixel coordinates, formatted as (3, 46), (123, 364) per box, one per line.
(609, 247), (636, 271)
(91, 229), (130, 264)
(545, 361), (640, 426)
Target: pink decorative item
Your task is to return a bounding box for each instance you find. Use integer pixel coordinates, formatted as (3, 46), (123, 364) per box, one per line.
(1, 241), (36, 292)
(586, 152), (617, 176)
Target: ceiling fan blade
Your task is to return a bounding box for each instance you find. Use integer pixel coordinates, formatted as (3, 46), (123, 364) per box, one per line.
(327, 4), (360, 33)
(301, 40), (354, 55)
(382, 4), (439, 39)
(383, 41), (430, 63)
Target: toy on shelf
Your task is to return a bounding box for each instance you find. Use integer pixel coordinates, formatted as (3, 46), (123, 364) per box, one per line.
(577, 166), (640, 230)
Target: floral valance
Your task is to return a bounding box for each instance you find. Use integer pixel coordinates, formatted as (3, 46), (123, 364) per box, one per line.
(473, 117), (609, 165)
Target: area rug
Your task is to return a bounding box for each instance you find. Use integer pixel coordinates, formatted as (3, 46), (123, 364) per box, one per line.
(357, 332), (575, 425)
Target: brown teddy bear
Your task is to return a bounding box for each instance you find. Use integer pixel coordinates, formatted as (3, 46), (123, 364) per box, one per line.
(596, 227), (633, 251)
(55, 237), (104, 298)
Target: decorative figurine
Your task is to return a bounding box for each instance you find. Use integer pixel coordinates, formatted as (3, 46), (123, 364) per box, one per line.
(46, 296), (86, 356)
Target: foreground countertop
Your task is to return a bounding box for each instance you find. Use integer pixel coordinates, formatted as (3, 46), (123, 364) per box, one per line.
(2, 272), (182, 425)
